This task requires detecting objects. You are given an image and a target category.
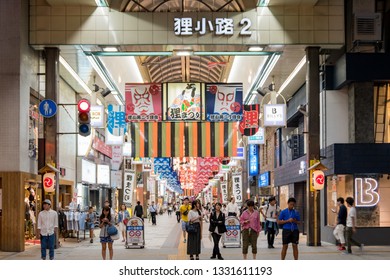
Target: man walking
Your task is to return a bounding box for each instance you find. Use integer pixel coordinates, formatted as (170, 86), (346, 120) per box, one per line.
(180, 197), (191, 243)
(260, 196), (280, 249)
(37, 199), (58, 260)
(333, 197), (347, 251)
(277, 197), (300, 260)
(134, 201), (144, 220)
(345, 197), (364, 254)
(149, 201), (157, 225)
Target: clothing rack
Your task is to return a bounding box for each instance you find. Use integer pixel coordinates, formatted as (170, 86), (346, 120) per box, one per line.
(59, 210), (88, 242)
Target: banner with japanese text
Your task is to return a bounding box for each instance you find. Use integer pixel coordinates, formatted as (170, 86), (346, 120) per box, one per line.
(123, 170), (136, 205)
(125, 83), (162, 122)
(107, 104), (127, 136)
(239, 104), (259, 136)
(205, 83), (243, 122)
(111, 145), (122, 171)
(165, 83), (202, 121)
(221, 181), (228, 203)
(232, 172), (243, 204)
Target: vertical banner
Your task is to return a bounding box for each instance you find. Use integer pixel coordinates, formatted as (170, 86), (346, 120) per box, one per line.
(125, 83), (162, 121)
(111, 170), (122, 189)
(205, 83), (243, 121)
(166, 83), (202, 121)
(221, 181), (228, 203)
(232, 172), (243, 204)
(111, 145), (123, 171)
(107, 104), (127, 136)
(123, 170), (136, 205)
(239, 104), (259, 136)
(249, 144), (259, 176)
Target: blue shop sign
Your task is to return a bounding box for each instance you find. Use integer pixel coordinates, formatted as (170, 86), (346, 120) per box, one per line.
(249, 144), (259, 176)
(258, 171), (270, 187)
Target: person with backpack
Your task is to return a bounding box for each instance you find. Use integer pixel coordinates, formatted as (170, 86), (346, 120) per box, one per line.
(260, 196), (280, 249)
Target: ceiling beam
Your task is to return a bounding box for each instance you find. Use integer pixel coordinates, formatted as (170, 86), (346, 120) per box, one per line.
(181, 56), (186, 82)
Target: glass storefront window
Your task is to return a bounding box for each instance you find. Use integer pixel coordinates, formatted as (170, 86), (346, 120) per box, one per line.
(327, 174), (389, 227)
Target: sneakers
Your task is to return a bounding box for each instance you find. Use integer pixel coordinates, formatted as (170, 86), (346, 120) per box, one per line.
(360, 244), (364, 252)
(338, 246), (346, 251)
(268, 245), (275, 249)
(210, 255), (216, 259)
(217, 255), (224, 260)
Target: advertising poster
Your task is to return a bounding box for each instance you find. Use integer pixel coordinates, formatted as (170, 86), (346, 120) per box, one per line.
(126, 217), (144, 245)
(223, 216), (241, 247)
(166, 83), (202, 121)
(123, 170), (136, 205)
(107, 104), (127, 136)
(205, 83), (243, 122)
(232, 172), (242, 203)
(125, 83), (162, 121)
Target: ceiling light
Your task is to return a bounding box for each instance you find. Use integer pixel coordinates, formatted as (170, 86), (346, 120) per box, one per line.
(278, 56), (306, 94)
(102, 46), (118, 52)
(95, 0), (108, 7)
(257, 0), (270, 6)
(59, 56), (92, 96)
(248, 46), (264, 52)
(174, 50), (193, 56)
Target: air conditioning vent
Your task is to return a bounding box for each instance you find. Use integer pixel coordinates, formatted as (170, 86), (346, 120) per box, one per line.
(353, 13), (382, 42)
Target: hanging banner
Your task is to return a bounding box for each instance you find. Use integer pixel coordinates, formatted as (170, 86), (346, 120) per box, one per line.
(129, 122), (240, 157)
(107, 104), (127, 136)
(165, 83), (202, 121)
(221, 181), (228, 203)
(111, 145), (123, 171)
(263, 104), (287, 127)
(111, 170), (122, 189)
(43, 173), (56, 193)
(123, 170), (136, 205)
(93, 136), (113, 158)
(239, 104), (259, 136)
(125, 83), (162, 122)
(248, 127), (265, 144)
(205, 83), (243, 122)
(232, 172), (243, 203)
(249, 144), (259, 176)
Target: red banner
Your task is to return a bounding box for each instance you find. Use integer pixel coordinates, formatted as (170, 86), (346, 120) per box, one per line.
(92, 136), (112, 158)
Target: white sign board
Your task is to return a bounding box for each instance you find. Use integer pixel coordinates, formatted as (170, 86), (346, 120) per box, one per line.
(248, 127), (265, 144)
(123, 170), (136, 205)
(111, 170), (122, 189)
(90, 105), (104, 128)
(221, 181), (228, 203)
(232, 172), (243, 203)
(263, 104), (287, 127)
(105, 128), (124, 145)
(81, 159), (96, 184)
(111, 145), (123, 171)
(77, 134), (92, 157)
(97, 164), (110, 185)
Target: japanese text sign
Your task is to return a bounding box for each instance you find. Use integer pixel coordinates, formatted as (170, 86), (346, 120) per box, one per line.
(166, 83), (202, 121)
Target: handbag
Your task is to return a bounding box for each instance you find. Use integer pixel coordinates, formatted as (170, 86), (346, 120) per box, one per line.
(110, 231), (120, 240)
(107, 225), (118, 236)
(187, 222), (198, 233)
(123, 219), (129, 225)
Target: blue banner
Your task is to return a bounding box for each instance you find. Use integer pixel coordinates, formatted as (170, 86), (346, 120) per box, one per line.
(249, 144), (259, 176)
(258, 171), (270, 187)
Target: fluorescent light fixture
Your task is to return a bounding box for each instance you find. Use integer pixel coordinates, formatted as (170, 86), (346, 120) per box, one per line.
(95, 0), (108, 7)
(194, 51), (274, 56)
(59, 56), (92, 96)
(257, 53), (281, 88)
(174, 50), (193, 56)
(113, 94), (123, 105)
(102, 46), (118, 52)
(88, 51), (172, 56)
(248, 46), (264, 52)
(86, 54), (114, 91)
(257, 0), (270, 7)
(278, 56), (306, 94)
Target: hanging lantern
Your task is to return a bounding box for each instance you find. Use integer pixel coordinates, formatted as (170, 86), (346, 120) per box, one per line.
(312, 170), (325, 190)
(43, 172), (56, 193)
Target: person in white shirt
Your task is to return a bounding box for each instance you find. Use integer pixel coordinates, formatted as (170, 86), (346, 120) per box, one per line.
(227, 197), (239, 217)
(260, 196), (280, 249)
(37, 199), (58, 260)
(345, 197), (363, 254)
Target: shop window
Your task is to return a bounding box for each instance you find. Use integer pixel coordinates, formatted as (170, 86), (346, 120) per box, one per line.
(326, 175), (389, 227)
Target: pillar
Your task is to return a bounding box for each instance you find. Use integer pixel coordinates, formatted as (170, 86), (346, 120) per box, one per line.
(305, 46), (321, 246)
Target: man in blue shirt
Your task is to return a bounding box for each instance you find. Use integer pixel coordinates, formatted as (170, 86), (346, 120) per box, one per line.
(277, 197), (300, 260)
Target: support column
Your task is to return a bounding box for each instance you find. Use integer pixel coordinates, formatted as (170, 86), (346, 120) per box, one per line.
(305, 47), (321, 246)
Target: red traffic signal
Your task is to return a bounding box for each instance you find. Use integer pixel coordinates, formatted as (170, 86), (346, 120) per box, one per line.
(78, 99), (91, 136)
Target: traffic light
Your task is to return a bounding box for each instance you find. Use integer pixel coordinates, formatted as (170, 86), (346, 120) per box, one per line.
(78, 99), (91, 136)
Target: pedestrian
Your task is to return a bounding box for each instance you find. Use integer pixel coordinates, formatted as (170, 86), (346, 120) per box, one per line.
(99, 206), (115, 260)
(149, 201), (158, 225)
(260, 196), (280, 249)
(86, 206), (97, 243)
(222, 204), (227, 216)
(118, 204), (130, 242)
(227, 197), (239, 217)
(134, 201), (144, 220)
(180, 197), (191, 243)
(174, 202), (181, 223)
(277, 197), (300, 260)
(168, 204), (173, 216)
(239, 200), (261, 260)
(187, 200), (202, 260)
(209, 202), (227, 260)
(103, 200), (115, 217)
(333, 197), (347, 251)
(37, 199), (58, 260)
(345, 197), (364, 254)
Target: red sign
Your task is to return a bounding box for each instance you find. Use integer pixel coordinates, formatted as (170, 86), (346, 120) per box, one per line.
(92, 136), (112, 158)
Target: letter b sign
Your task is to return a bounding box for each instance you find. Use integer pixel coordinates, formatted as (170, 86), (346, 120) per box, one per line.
(355, 178), (380, 207)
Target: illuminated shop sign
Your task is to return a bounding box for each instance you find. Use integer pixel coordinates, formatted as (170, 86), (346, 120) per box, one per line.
(174, 17), (252, 36)
(249, 144), (259, 176)
(263, 104), (287, 127)
(355, 178), (380, 207)
(258, 171), (270, 188)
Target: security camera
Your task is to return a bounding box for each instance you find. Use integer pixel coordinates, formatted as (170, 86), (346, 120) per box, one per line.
(101, 88), (111, 98)
(93, 84), (100, 92)
(256, 88), (267, 97)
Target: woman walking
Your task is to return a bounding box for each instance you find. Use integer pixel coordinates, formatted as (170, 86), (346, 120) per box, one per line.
(240, 200), (261, 259)
(99, 206), (115, 260)
(118, 204), (130, 242)
(187, 200), (202, 260)
(209, 202), (227, 260)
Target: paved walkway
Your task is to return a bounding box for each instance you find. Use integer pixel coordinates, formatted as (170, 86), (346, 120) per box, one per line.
(1, 213), (390, 260)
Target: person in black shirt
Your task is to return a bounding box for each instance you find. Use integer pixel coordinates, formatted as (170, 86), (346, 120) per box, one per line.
(134, 201), (144, 220)
(333, 197), (347, 251)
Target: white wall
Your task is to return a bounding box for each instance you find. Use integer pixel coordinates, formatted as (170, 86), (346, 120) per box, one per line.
(321, 88), (349, 148)
(58, 79), (77, 184)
